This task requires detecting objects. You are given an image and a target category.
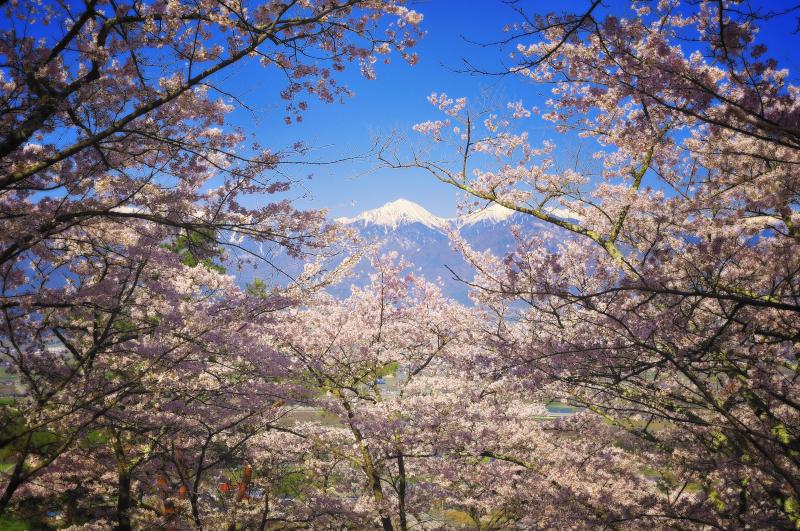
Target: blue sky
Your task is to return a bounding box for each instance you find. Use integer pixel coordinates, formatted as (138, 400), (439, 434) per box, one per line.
(224, 0), (577, 219)
(213, 1), (800, 219)
(10, 1), (800, 218)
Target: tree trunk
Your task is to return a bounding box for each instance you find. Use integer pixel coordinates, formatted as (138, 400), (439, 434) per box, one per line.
(116, 469), (132, 531)
(189, 492), (203, 530)
(0, 438), (30, 516)
(0, 473), (22, 517)
(339, 393), (394, 531)
(397, 453), (408, 531)
(258, 490), (270, 531)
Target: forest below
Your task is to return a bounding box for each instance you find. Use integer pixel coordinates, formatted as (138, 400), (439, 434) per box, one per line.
(1, 0), (799, 529)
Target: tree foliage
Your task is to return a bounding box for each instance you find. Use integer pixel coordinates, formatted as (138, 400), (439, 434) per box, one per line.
(403, 0), (800, 527)
(3, 0), (800, 529)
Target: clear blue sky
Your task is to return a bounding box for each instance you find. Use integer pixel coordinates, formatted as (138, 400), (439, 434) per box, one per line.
(221, 0), (800, 219)
(224, 0), (580, 219)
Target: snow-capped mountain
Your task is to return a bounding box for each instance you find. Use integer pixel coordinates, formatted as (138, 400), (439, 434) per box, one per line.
(235, 198), (558, 303)
(336, 198), (449, 231)
(335, 199), (552, 302)
(459, 203), (516, 225)
(337, 198), (519, 233)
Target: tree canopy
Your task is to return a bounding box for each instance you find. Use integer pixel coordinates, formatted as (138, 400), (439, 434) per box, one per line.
(2, 0), (799, 529)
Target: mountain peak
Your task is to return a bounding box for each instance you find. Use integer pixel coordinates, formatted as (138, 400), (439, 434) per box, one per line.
(336, 198), (447, 230)
(460, 203), (515, 225)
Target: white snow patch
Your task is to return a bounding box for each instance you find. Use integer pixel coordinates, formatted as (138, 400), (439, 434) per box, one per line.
(336, 198), (449, 230)
(336, 199), (583, 231)
(460, 203), (516, 225)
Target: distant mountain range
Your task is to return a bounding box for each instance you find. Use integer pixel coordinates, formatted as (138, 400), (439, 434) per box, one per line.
(333, 199), (554, 302)
(236, 198), (560, 302)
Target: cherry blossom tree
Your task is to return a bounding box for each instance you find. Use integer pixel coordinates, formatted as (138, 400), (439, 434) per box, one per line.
(1, 0), (422, 525)
(1, 218), (317, 528)
(401, 0), (800, 527)
(260, 255), (667, 530)
(9, 0), (800, 527)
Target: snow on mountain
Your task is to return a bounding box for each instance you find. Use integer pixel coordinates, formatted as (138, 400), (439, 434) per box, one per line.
(335, 198), (448, 230)
(237, 199), (562, 303)
(460, 203), (516, 225)
(336, 199), (528, 231)
(330, 199), (555, 302)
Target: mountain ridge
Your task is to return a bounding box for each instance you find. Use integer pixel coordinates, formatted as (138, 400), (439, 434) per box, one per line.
(237, 199), (562, 303)
(335, 198), (518, 232)
(330, 198), (557, 302)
